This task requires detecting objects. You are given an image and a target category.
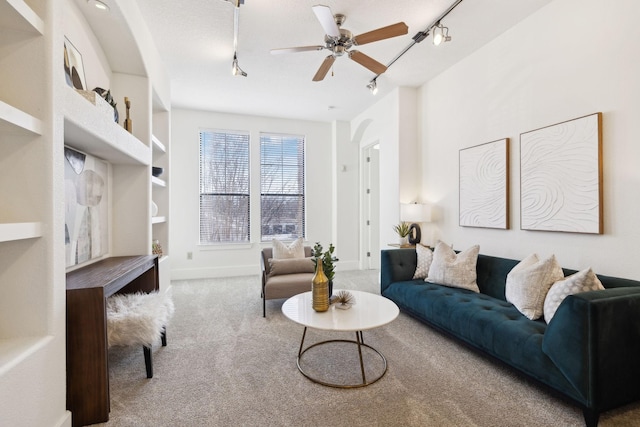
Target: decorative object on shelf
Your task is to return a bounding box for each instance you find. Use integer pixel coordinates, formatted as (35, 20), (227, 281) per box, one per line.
(459, 138), (509, 229)
(64, 147), (109, 268)
(151, 201), (158, 217)
(92, 87), (119, 122)
(152, 239), (163, 256)
(152, 166), (164, 177)
(124, 97), (132, 133)
(64, 36), (86, 90)
(75, 89), (115, 121)
(332, 290), (355, 310)
(520, 112), (603, 234)
(393, 222), (410, 246)
(311, 253), (329, 312)
(312, 242), (338, 296)
(401, 202), (433, 244)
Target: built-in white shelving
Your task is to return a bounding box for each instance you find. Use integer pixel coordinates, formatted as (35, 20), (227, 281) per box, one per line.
(0, 0), (44, 34)
(0, 336), (52, 377)
(152, 216), (166, 224)
(0, 101), (43, 136)
(152, 176), (166, 187)
(152, 134), (166, 153)
(0, 222), (43, 243)
(64, 87), (150, 165)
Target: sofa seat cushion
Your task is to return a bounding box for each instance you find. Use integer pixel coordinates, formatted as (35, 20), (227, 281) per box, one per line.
(382, 279), (585, 403)
(264, 273), (313, 299)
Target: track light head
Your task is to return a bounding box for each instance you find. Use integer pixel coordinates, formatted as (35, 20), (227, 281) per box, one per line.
(232, 53), (247, 77)
(367, 78), (378, 95)
(433, 23), (451, 46)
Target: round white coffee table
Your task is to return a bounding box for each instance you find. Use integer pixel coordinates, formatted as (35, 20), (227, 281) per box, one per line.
(282, 289), (399, 388)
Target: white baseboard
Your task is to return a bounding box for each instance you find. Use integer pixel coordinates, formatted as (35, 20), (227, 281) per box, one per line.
(171, 265), (260, 280)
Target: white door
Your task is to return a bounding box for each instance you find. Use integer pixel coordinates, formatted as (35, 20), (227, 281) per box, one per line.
(363, 143), (380, 269)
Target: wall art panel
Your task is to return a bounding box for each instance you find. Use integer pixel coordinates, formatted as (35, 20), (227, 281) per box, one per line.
(520, 112), (602, 233)
(459, 138), (509, 229)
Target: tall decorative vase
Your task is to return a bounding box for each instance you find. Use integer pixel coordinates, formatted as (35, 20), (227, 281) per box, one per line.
(312, 257), (330, 312)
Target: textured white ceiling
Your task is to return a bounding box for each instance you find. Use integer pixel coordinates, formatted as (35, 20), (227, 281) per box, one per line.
(133, 0), (553, 122)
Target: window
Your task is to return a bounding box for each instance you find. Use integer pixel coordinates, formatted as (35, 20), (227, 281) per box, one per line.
(199, 130), (250, 243)
(260, 133), (305, 241)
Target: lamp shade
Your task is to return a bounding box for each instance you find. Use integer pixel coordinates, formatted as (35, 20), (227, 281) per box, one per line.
(400, 203), (432, 223)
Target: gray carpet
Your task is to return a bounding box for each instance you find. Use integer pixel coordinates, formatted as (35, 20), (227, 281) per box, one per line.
(98, 270), (640, 427)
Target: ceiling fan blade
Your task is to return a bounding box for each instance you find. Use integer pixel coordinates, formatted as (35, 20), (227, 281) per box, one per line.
(312, 55), (336, 81)
(349, 50), (388, 75)
(312, 4), (340, 38)
(270, 46), (325, 55)
(353, 22), (409, 45)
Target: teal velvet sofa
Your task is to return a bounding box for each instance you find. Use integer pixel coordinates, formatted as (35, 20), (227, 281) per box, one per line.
(380, 248), (640, 427)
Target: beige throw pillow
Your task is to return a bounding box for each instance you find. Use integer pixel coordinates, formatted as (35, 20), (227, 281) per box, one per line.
(426, 242), (480, 292)
(413, 244), (433, 279)
(505, 254), (564, 320)
(268, 257), (315, 277)
(543, 268), (604, 323)
(272, 237), (305, 259)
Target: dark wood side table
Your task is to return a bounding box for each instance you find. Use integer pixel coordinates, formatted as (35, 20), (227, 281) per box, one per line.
(66, 255), (158, 427)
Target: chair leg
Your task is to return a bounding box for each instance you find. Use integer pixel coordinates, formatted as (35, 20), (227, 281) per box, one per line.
(263, 294), (266, 317)
(161, 327), (167, 347)
(144, 346), (153, 378)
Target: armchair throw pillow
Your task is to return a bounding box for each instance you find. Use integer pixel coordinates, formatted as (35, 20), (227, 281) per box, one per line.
(272, 237), (305, 259)
(505, 254), (564, 320)
(426, 242), (480, 292)
(268, 257), (315, 277)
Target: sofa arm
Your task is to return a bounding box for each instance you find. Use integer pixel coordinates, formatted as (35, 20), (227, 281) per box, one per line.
(380, 249), (417, 293)
(542, 287), (640, 411)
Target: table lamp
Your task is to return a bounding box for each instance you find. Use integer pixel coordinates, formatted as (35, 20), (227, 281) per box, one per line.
(400, 203), (432, 245)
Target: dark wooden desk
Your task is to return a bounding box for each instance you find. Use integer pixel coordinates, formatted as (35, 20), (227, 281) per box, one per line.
(66, 255), (158, 427)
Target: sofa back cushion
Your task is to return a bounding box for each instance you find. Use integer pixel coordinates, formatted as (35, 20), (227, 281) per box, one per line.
(475, 254), (520, 301)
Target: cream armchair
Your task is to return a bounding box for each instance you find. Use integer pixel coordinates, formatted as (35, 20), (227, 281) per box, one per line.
(260, 246), (314, 317)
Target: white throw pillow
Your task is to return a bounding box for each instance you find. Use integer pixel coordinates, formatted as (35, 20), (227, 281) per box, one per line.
(505, 254), (564, 320)
(413, 244), (433, 279)
(543, 268), (604, 323)
(426, 242), (480, 292)
(272, 237), (305, 259)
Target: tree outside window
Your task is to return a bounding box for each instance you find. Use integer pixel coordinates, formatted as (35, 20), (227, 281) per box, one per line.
(260, 133), (305, 241)
(199, 130), (250, 243)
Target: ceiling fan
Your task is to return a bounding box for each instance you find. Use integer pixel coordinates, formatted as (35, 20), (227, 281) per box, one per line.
(270, 4), (409, 81)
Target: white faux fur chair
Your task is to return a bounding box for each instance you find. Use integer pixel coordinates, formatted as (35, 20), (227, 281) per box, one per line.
(106, 291), (174, 378)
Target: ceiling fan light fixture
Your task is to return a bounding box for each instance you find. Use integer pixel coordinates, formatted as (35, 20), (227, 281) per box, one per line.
(433, 23), (451, 46)
(367, 78), (378, 95)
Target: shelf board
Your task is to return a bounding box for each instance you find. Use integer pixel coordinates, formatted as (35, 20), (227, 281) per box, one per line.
(64, 87), (150, 165)
(0, 222), (43, 243)
(0, 336), (52, 377)
(0, 100), (43, 136)
(151, 176), (166, 187)
(151, 216), (166, 224)
(151, 135), (166, 153)
(0, 0), (44, 34)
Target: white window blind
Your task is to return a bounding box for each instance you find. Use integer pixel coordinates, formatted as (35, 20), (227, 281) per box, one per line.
(199, 130), (250, 243)
(260, 133), (305, 241)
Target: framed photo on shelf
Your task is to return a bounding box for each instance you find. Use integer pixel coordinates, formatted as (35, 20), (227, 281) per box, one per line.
(64, 36), (87, 90)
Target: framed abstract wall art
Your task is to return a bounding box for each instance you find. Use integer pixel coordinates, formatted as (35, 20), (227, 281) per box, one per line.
(64, 146), (109, 268)
(520, 112), (603, 234)
(64, 36), (86, 90)
(459, 138), (509, 229)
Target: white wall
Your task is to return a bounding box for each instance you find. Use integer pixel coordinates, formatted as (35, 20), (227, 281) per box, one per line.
(351, 87), (421, 252)
(170, 108), (335, 279)
(420, 0), (640, 279)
